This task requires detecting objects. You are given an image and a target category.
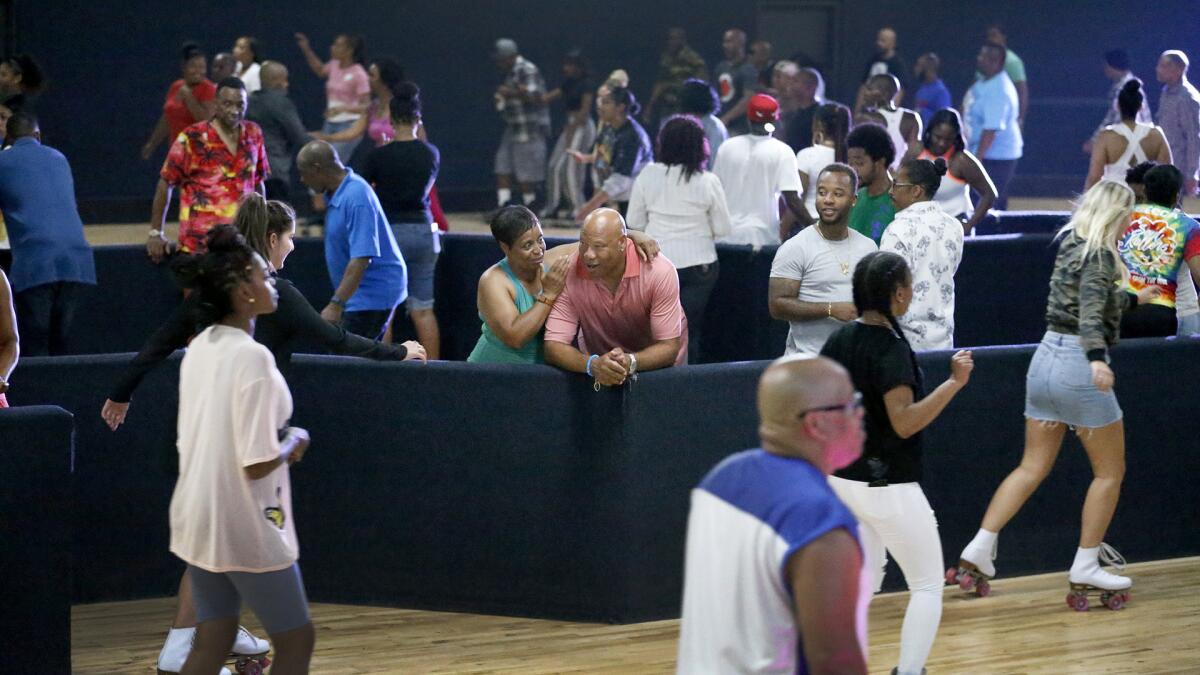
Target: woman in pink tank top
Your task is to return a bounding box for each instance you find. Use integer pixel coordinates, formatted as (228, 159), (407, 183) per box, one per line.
(907, 108), (997, 234)
(318, 57), (450, 230)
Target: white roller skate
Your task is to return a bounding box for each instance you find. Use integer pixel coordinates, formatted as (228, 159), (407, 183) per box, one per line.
(229, 626), (271, 675)
(156, 627), (231, 675)
(946, 530), (997, 597)
(1066, 543), (1132, 611)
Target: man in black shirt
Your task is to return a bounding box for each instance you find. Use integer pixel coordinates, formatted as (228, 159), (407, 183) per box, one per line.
(855, 27), (908, 114)
(782, 67), (823, 153)
(246, 61), (312, 200)
(714, 28), (760, 136)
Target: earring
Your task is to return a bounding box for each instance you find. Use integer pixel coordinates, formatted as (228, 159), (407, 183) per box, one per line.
(248, 297), (256, 304)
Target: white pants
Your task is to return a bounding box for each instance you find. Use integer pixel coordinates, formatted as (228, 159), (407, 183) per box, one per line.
(828, 476), (943, 675)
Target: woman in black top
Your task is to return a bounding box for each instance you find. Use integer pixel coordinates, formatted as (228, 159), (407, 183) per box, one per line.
(362, 81), (443, 358)
(103, 195), (427, 430)
(819, 251), (973, 675)
(542, 50), (595, 221)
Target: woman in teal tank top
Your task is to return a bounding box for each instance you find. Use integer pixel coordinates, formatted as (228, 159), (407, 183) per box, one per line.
(468, 207), (571, 364)
(467, 206), (660, 364)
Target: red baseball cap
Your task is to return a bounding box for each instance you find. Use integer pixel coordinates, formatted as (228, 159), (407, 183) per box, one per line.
(747, 93), (780, 123)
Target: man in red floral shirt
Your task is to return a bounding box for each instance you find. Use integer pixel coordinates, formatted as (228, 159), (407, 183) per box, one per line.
(147, 77), (270, 260)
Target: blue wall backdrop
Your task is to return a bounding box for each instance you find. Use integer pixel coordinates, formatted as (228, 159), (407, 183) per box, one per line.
(15, 1), (1200, 216)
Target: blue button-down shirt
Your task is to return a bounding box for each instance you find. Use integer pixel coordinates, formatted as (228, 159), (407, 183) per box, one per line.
(324, 169), (407, 312)
(0, 137), (96, 293)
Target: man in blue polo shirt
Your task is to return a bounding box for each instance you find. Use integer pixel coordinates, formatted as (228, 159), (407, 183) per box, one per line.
(677, 356), (869, 675)
(297, 140), (406, 340)
(0, 112), (96, 355)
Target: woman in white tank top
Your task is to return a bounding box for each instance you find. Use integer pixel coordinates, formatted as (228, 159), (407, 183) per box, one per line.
(1085, 78), (1172, 189)
(905, 108), (998, 235)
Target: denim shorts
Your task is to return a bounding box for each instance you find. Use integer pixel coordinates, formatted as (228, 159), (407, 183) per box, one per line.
(391, 222), (439, 310)
(189, 563), (310, 635)
(1024, 331), (1123, 429)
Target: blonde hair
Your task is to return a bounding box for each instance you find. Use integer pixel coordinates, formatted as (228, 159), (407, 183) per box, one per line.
(1058, 179), (1134, 278)
(232, 193), (296, 261)
(605, 69), (630, 89)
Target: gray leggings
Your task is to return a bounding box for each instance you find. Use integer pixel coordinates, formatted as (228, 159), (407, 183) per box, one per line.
(189, 563), (311, 635)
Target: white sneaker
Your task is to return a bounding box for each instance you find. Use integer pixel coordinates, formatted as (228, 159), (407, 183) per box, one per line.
(232, 625), (270, 656)
(156, 627), (232, 675)
(1068, 543), (1132, 591)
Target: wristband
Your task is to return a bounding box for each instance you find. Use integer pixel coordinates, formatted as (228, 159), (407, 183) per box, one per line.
(148, 228), (163, 238)
(827, 302), (832, 318)
(585, 354), (599, 377)
(536, 294), (556, 308)
(329, 296), (347, 309)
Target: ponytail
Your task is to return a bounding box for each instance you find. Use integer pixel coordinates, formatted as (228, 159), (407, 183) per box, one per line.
(852, 251), (923, 389)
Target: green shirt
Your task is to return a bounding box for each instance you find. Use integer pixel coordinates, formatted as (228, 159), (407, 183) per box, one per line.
(849, 188), (896, 243)
(467, 259), (545, 364)
(1004, 50), (1026, 84)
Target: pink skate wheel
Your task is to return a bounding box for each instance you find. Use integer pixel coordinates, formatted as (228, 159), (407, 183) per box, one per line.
(1066, 593), (1089, 612)
(1104, 593), (1125, 611)
(945, 567), (959, 585)
(959, 573), (976, 591)
(976, 579), (991, 597)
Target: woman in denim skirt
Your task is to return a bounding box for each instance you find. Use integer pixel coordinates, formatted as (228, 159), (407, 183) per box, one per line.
(948, 180), (1160, 609)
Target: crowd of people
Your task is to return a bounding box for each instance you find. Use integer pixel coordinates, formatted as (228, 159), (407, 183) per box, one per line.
(0, 22), (1198, 675)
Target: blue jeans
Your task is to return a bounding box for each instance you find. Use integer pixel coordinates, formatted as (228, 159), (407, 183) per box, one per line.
(322, 119), (364, 166)
(390, 222), (439, 311)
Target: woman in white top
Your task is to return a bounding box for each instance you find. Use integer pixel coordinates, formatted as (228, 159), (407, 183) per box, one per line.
(1085, 78), (1171, 190)
(232, 36), (262, 93)
(796, 102), (851, 223)
(881, 157), (965, 350)
(627, 116), (731, 363)
(170, 225), (315, 673)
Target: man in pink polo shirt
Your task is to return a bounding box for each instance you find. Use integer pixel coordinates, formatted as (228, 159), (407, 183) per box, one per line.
(545, 208), (688, 384)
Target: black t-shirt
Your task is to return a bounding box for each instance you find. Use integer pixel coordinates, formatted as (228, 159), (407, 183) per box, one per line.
(783, 103), (817, 153)
(361, 140), (440, 225)
(862, 53), (909, 92)
(820, 321), (925, 483)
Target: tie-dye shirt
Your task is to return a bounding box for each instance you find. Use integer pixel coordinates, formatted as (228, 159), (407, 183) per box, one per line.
(1118, 203), (1200, 308)
(161, 120), (270, 254)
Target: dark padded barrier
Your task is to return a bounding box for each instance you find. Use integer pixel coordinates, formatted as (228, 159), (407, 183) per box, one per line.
(0, 405), (74, 674)
(975, 211), (1068, 236)
(2, 229), (1064, 361)
(10, 338), (1200, 622)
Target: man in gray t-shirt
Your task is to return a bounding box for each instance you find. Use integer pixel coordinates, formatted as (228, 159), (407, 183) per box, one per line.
(769, 165), (878, 355)
(715, 28), (760, 136)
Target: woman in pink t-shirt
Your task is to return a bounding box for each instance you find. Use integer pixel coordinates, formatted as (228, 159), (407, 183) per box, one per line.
(295, 32), (370, 163)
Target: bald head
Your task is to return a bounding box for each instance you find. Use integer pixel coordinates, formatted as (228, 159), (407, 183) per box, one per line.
(758, 357), (850, 427)
(212, 52), (237, 82)
(298, 140), (338, 170)
(296, 140), (346, 192)
(260, 60), (289, 89)
(876, 27), (897, 54)
(758, 356), (862, 472)
(581, 208), (626, 240)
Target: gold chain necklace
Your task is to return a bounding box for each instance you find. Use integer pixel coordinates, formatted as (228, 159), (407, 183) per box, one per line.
(815, 224), (851, 276)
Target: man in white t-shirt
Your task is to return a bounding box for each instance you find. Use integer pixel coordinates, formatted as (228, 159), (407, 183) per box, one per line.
(713, 94), (807, 248)
(769, 164), (878, 355)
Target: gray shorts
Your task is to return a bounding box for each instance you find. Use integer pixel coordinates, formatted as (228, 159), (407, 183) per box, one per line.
(189, 563), (311, 635)
(495, 127), (547, 183)
(1024, 331), (1123, 429)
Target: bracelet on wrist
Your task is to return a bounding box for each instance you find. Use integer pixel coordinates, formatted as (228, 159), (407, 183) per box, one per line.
(536, 294), (557, 307)
(329, 296), (347, 309)
(585, 354), (599, 377)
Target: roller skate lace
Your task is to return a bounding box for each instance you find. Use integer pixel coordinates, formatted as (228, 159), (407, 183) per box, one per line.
(1098, 542), (1126, 572)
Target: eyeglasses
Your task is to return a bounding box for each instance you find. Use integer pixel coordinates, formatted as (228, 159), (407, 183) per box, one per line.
(890, 182), (917, 189)
(797, 392), (863, 418)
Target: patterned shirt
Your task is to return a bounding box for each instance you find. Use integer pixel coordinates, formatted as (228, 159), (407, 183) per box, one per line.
(161, 121), (270, 254)
(1157, 81), (1200, 181)
(880, 201), (963, 350)
(654, 46), (708, 112)
(498, 56), (550, 141)
(1118, 203), (1200, 308)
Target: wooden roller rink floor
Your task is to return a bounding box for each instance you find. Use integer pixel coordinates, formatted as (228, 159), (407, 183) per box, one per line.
(72, 556), (1198, 674)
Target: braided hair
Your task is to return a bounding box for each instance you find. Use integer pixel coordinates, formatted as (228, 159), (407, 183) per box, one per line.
(171, 225), (260, 326)
(851, 251), (923, 389)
